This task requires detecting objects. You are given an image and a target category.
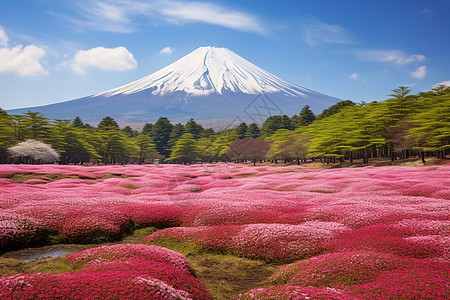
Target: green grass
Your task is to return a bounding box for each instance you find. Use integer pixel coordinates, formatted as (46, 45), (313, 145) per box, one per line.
(146, 238), (279, 300)
(120, 184), (140, 189)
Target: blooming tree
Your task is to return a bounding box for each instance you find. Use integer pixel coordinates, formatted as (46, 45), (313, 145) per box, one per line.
(7, 139), (60, 163)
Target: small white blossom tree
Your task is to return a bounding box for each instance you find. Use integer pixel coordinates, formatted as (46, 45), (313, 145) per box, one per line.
(7, 139), (60, 163)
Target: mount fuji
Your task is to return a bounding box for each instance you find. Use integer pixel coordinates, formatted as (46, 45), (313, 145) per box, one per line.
(8, 46), (340, 129)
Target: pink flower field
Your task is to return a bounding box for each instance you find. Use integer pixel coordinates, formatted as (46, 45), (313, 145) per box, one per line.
(1, 163), (449, 299)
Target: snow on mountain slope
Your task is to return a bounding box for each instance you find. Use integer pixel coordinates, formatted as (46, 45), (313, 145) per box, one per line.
(97, 46), (314, 97)
(8, 46), (340, 128)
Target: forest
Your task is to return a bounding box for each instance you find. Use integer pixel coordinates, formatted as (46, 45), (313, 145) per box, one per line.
(0, 85), (448, 165)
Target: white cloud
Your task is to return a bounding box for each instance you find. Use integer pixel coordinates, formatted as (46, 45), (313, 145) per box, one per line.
(302, 19), (353, 46)
(410, 66), (427, 79)
(0, 26), (8, 47)
(160, 1), (264, 34)
(71, 46), (137, 75)
(0, 27), (48, 77)
(432, 80), (450, 88)
(350, 73), (359, 80)
(65, 0), (265, 34)
(355, 50), (425, 64)
(159, 46), (173, 55)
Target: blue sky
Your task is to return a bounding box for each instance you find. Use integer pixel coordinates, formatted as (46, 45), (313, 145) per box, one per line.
(0, 0), (449, 110)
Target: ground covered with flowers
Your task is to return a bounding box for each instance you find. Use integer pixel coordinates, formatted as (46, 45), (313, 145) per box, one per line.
(1, 163), (449, 299)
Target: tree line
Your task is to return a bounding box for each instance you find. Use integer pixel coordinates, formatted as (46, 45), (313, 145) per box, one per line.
(0, 85), (448, 165)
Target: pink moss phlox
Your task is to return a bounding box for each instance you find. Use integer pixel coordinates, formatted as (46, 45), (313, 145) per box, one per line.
(238, 286), (357, 300)
(1, 244), (211, 299)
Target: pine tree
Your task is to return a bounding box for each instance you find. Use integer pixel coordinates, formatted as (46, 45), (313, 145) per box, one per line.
(236, 122), (248, 139)
(185, 119), (204, 140)
(168, 133), (198, 164)
(247, 123), (260, 138)
(150, 117), (173, 156)
(298, 105), (316, 126)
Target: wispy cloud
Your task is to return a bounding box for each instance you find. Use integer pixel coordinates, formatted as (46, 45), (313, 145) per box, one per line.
(61, 0), (265, 34)
(302, 19), (353, 46)
(160, 1), (264, 34)
(0, 26), (8, 47)
(410, 66), (427, 79)
(349, 73), (359, 80)
(432, 80), (450, 88)
(355, 49), (425, 64)
(0, 27), (48, 77)
(71, 46), (137, 74)
(159, 46), (173, 55)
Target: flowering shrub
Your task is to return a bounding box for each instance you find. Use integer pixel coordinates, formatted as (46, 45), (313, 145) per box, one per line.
(144, 222), (348, 263)
(238, 286), (356, 300)
(326, 223), (450, 259)
(345, 263), (450, 300)
(68, 244), (193, 273)
(114, 204), (184, 228)
(0, 244), (211, 300)
(270, 251), (406, 287)
(0, 212), (46, 251)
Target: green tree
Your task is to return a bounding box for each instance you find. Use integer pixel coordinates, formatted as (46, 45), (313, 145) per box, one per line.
(98, 116), (119, 130)
(168, 133), (198, 164)
(316, 100), (356, 120)
(72, 116), (84, 128)
(265, 129), (294, 162)
(10, 115), (29, 141)
(197, 137), (214, 162)
(261, 115), (293, 136)
(185, 119), (204, 140)
(247, 123), (260, 138)
(23, 111), (51, 140)
(50, 119), (98, 164)
(142, 123), (154, 135)
(297, 105), (316, 127)
(122, 126), (138, 138)
(200, 128), (215, 139)
(132, 134), (157, 164)
(210, 130), (237, 160)
(409, 92), (450, 162)
(0, 110), (15, 162)
(389, 86), (412, 100)
(236, 122), (248, 139)
(97, 124), (130, 164)
(168, 123), (185, 148)
(151, 117), (173, 156)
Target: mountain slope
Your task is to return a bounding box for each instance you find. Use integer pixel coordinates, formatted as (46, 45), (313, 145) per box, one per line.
(8, 46), (340, 128)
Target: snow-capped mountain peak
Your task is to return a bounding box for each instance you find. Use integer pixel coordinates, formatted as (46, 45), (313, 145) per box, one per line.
(97, 46), (311, 97)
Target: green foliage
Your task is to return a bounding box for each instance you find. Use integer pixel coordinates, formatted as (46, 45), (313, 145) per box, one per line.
(261, 115), (293, 136)
(236, 122), (248, 139)
(132, 134), (157, 164)
(168, 123), (185, 148)
(141, 122), (153, 135)
(121, 126), (138, 138)
(410, 92), (450, 152)
(185, 118), (204, 139)
(0, 111), (15, 151)
(97, 116), (119, 130)
(168, 132), (198, 163)
(296, 105), (316, 127)
(72, 116), (84, 128)
(389, 86), (412, 100)
(316, 100), (356, 120)
(150, 117), (173, 156)
(247, 123), (260, 138)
